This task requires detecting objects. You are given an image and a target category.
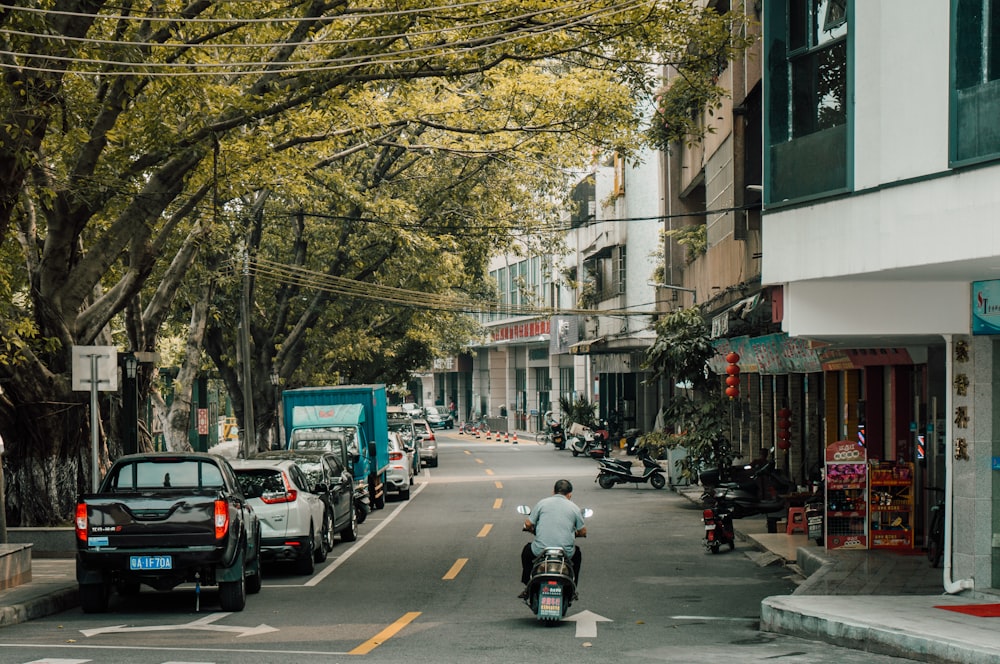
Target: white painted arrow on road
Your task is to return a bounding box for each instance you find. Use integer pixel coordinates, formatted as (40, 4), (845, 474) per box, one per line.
(564, 610), (612, 638)
(80, 612), (278, 638)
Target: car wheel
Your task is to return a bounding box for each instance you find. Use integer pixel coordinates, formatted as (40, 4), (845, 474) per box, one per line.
(321, 509), (335, 552)
(79, 581), (110, 613)
(341, 501), (359, 542)
(314, 520), (328, 563)
(296, 527), (316, 575)
(218, 575), (247, 612)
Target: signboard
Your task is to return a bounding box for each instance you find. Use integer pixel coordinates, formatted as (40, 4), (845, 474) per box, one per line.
(972, 280), (1000, 334)
(71, 345), (119, 392)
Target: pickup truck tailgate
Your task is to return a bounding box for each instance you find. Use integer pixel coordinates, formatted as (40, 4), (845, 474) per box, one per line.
(82, 493), (222, 548)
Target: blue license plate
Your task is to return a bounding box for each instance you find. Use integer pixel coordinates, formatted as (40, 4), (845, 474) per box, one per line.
(129, 555), (172, 571)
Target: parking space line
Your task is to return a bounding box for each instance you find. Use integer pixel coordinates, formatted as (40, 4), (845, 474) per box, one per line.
(477, 524), (492, 537)
(349, 611), (421, 655)
(493, 498), (503, 509)
(443, 558), (468, 580)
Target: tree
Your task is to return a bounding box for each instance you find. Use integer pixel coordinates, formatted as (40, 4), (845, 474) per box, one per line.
(0, 2), (745, 524)
(642, 307), (731, 478)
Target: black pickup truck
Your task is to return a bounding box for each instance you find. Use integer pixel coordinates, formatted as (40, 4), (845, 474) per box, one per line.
(75, 452), (262, 613)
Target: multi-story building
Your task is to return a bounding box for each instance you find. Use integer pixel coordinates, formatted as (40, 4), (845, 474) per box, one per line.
(464, 150), (664, 435)
(759, 0), (993, 593)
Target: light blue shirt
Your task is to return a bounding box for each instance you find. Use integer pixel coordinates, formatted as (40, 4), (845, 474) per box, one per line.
(529, 494), (585, 557)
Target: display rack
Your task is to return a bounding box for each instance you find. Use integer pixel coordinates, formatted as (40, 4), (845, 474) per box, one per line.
(869, 461), (914, 549)
(825, 440), (868, 550)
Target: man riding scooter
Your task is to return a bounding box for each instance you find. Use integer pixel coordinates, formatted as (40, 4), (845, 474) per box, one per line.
(519, 479), (586, 599)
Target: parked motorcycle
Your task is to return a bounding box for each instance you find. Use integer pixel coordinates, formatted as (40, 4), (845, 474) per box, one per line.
(516, 505), (592, 623)
(568, 423), (607, 459)
(623, 428), (642, 455)
(703, 490), (736, 553)
(595, 448), (666, 489)
(354, 484), (371, 524)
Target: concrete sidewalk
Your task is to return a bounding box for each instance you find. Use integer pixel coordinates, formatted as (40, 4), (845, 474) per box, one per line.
(676, 484), (1000, 664)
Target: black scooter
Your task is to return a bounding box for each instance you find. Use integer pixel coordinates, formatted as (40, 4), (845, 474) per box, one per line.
(516, 505), (591, 623)
(595, 448), (666, 489)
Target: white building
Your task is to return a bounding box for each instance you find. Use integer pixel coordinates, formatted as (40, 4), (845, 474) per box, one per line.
(762, 0), (996, 594)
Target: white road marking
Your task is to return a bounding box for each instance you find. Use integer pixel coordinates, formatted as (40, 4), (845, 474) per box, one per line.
(79, 612), (277, 638)
(564, 610), (612, 638)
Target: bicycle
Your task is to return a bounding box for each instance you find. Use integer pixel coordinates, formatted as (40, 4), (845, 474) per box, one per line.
(536, 433), (551, 446)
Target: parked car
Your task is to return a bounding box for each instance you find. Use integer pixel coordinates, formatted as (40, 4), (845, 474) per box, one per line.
(413, 418), (438, 467)
(250, 450), (358, 544)
(388, 414), (421, 476)
(230, 458), (329, 575)
(424, 405), (454, 429)
(400, 402), (424, 418)
(385, 431), (414, 500)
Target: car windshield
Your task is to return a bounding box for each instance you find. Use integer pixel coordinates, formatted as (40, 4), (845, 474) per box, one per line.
(233, 468), (285, 500)
(425, 406), (441, 416)
(388, 419), (414, 442)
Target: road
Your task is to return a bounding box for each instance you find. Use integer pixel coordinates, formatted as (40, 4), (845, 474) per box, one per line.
(0, 431), (922, 663)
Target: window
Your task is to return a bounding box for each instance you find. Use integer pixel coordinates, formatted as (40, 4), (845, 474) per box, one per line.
(765, 0), (851, 202)
(559, 367), (575, 406)
(615, 246), (627, 295)
(952, 0), (1000, 163)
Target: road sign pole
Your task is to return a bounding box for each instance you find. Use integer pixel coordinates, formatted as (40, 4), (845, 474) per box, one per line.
(89, 354), (100, 492)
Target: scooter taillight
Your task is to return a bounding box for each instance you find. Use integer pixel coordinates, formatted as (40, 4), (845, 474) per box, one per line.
(702, 508), (715, 523)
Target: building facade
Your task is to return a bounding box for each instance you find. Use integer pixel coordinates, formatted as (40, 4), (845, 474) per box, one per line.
(760, 0), (995, 593)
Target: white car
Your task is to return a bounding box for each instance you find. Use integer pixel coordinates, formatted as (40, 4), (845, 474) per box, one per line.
(231, 458), (330, 575)
(385, 431), (414, 500)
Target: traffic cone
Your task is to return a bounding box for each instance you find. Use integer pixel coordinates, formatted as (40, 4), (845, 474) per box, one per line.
(512, 432), (518, 444)
(486, 430), (492, 441)
(475, 428), (480, 439)
(504, 431), (510, 443)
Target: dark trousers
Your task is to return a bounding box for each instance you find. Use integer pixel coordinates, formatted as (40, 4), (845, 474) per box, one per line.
(520, 542), (582, 586)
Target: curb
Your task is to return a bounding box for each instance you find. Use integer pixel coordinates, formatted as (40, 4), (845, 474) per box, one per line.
(0, 586), (79, 627)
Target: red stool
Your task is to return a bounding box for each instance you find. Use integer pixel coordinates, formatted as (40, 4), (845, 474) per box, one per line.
(785, 506), (806, 535)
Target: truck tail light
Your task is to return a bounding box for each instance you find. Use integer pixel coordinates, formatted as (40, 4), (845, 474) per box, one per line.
(75, 503), (88, 541)
(214, 499), (230, 539)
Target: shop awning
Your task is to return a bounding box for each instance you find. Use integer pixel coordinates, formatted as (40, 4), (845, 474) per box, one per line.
(568, 337), (606, 355)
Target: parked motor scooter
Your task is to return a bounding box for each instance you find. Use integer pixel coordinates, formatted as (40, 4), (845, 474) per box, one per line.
(567, 423), (596, 457)
(354, 484), (371, 524)
(595, 448), (666, 489)
(703, 489), (736, 553)
(623, 428), (642, 455)
(516, 505), (591, 623)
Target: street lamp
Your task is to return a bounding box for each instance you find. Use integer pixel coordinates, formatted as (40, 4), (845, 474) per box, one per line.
(122, 352), (139, 455)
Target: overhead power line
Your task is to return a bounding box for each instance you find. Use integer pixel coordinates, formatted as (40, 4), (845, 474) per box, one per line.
(245, 256), (660, 318)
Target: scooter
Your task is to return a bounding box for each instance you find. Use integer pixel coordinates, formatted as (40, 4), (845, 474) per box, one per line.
(595, 448), (666, 489)
(568, 424), (606, 458)
(623, 428), (642, 455)
(354, 484), (371, 524)
(516, 505), (592, 623)
(703, 489), (736, 553)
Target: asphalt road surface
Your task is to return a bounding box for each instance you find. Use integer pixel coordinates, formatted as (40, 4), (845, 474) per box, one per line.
(0, 432), (924, 663)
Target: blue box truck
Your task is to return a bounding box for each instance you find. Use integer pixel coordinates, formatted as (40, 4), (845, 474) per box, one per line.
(282, 385), (390, 510)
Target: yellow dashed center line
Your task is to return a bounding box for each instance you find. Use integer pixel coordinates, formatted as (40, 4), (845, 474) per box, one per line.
(477, 524), (493, 537)
(475, 458), (484, 464)
(443, 558), (468, 580)
(485, 469), (494, 475)
(349, 611), (421, 655)
(493, 498), (503, 509)
(495, 481), (503, 489)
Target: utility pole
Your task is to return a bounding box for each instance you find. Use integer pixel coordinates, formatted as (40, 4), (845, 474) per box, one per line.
(239, 248), (256, 458)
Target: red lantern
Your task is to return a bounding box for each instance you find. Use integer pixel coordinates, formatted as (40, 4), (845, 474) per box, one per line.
(724, 351), (741, 400)
(776, 407), (792, 447)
